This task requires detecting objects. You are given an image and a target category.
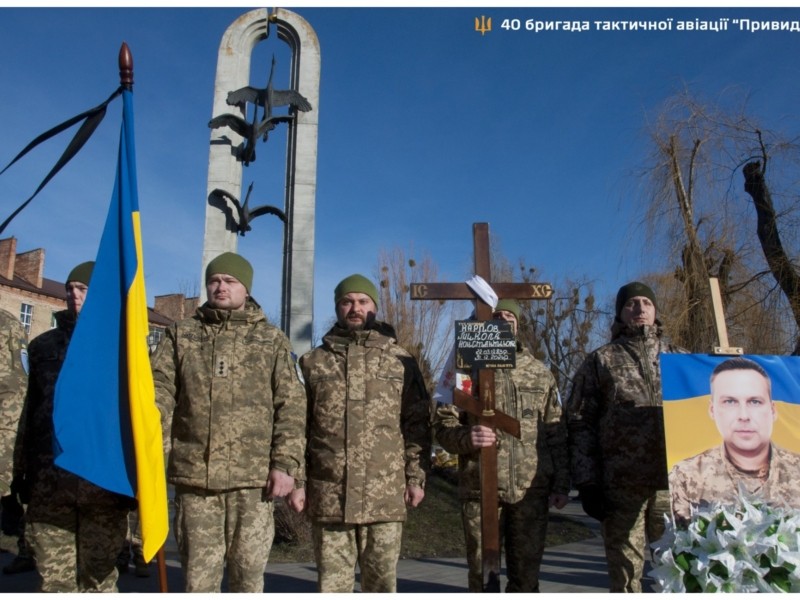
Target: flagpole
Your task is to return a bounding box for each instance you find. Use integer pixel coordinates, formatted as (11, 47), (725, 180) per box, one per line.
(157, 547), (168, 593)
(119, 41), (169, 594)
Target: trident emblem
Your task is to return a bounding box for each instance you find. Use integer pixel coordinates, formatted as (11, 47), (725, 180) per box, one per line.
(475, 16), (491, 35)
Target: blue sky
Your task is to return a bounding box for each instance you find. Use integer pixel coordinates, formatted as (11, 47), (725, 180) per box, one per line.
(1, 4), (799, 339)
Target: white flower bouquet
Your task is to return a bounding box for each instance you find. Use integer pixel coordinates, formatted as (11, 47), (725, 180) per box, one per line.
(650, 493), (800, 593)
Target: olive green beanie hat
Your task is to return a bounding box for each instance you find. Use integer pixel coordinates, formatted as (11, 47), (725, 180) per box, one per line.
(66, 261), (94, 286)
(334, 274), (379, 309)
(205, 252), (253, 292)
(494, 299), (521, 323)
(615, 281), (657, 319)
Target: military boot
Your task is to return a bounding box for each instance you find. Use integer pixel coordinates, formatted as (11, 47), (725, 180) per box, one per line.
(132, 545), (150, 578)
(2, 546), (35, 575)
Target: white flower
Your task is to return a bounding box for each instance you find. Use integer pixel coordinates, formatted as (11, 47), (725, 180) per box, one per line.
(650, 490), (800, 593)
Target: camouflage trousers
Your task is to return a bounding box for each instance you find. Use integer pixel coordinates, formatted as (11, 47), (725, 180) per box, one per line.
(601, 486), (670, 593)
(26, 499), (128, 592)
(312, 520), (403, 592)
(125, 508), (143, 546)
(174, 485), (274, 593)
(462, 489), (550, 593)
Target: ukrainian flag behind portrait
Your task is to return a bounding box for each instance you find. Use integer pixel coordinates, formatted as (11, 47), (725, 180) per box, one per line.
(51, 84), (168, 562)
(661, 354), (800, 470)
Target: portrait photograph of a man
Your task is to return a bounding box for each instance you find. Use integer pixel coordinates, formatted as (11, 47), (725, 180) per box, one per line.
(661, 355), (800, 524)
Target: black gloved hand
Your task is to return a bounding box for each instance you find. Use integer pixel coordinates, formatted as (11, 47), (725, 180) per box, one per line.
(578, 484), (607, 521)
(0, 493), (24, 535)
(10, 474), (31, 505)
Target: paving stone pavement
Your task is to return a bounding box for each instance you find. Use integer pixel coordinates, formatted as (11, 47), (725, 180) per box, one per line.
(0, 497), (658, 593)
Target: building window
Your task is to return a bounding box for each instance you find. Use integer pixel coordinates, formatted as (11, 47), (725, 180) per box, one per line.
(51, 312), (58, 329)
(20, 304), (33, 334)
(147, 327), (163, 350)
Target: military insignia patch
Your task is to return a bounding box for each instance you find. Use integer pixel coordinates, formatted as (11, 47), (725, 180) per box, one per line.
(291, 352), (305, 385)
(214, 355), (229, 377)
(20, 348), (29, 375)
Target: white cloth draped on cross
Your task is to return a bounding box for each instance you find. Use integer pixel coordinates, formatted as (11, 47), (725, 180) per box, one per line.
(465, 275), (499, 310)
(433, 275), (497, 404)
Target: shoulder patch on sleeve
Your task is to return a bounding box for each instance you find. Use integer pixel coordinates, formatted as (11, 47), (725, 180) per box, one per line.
(20, 348), (29, 375)
(291, 352), (305, 386)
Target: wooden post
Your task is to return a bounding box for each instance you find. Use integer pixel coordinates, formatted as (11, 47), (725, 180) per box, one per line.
(156, 546), (168, 594)
(411, 222), (552, 591)
(709, 277), (744, 356)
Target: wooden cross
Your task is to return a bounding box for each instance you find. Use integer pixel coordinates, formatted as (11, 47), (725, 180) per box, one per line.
(411, 222), (553, 592)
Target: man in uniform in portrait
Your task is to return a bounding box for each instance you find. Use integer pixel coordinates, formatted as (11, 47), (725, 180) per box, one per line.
(669, 356), (800, 524)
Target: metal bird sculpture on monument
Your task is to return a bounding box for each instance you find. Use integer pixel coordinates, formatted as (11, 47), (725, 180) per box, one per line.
(210, 181), (286, 237)
(208, 55), (312, 166)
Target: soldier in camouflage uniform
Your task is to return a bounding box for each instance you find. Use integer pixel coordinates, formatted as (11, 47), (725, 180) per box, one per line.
(17, 262), (134, 592)
(152, 252), (306, 593)
(434, 300), (570, 592)
(0, 307), (31, 573)
(0, 307), (27, 497)
(670, 357), (800, 524)
(287, 274), (431, 593)
(568, 282), (686, 593)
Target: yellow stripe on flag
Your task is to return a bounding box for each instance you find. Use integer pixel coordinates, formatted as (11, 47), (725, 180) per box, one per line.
(127, 211), (168, 562)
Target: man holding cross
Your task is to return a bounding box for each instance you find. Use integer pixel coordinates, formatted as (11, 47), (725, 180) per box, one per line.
(411, 223), (556, 591)
(434, 299), (570, 592)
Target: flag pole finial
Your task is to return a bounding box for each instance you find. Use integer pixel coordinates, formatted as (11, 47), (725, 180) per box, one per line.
(119, 42), (133, 90)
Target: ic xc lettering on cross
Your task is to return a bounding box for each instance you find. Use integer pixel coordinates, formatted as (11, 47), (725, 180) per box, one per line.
(411, 222), (553, 592)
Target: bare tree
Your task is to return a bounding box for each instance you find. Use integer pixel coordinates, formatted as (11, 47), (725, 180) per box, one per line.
(176, 277), (200, 300)
(643, 261), (794, 356)
(516, 266), (606, 397)
(488, 247), (606, 396)
(742, 136), (800, 341)
(375, 247), (456, 392)
(639, 88), (800, 352)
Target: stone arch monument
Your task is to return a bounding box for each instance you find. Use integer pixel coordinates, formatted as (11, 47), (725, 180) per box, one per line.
(201, 8), (319, 354)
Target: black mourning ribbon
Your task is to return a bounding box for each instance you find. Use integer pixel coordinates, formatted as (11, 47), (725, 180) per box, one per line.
(0, 86), (123, 236)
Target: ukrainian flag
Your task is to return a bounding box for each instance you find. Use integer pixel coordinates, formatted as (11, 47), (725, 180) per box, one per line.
(661, 354), (800, 470)
(52, 85), (168, 562)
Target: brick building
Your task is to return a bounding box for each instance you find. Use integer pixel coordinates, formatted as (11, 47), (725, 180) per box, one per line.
(150, 292), (200, 350)
(0, 237), (196, 346)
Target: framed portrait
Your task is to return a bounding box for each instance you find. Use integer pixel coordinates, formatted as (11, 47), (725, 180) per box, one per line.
(661, 354), (800, 522)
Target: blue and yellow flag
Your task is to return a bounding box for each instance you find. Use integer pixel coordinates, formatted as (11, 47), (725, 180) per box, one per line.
(661, 354), (800, 470)
(52, 88), (168, 562)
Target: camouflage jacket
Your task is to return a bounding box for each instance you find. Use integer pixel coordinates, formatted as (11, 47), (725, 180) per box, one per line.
(669, 443), (800, 524)
(0, 308), (27, 495)
(433, 344), (569, 504)
(152, 299), (307, 491)
(299, 321), (431, 524)
(18, 310), (131, 510)
(567, 321), (686, 490)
